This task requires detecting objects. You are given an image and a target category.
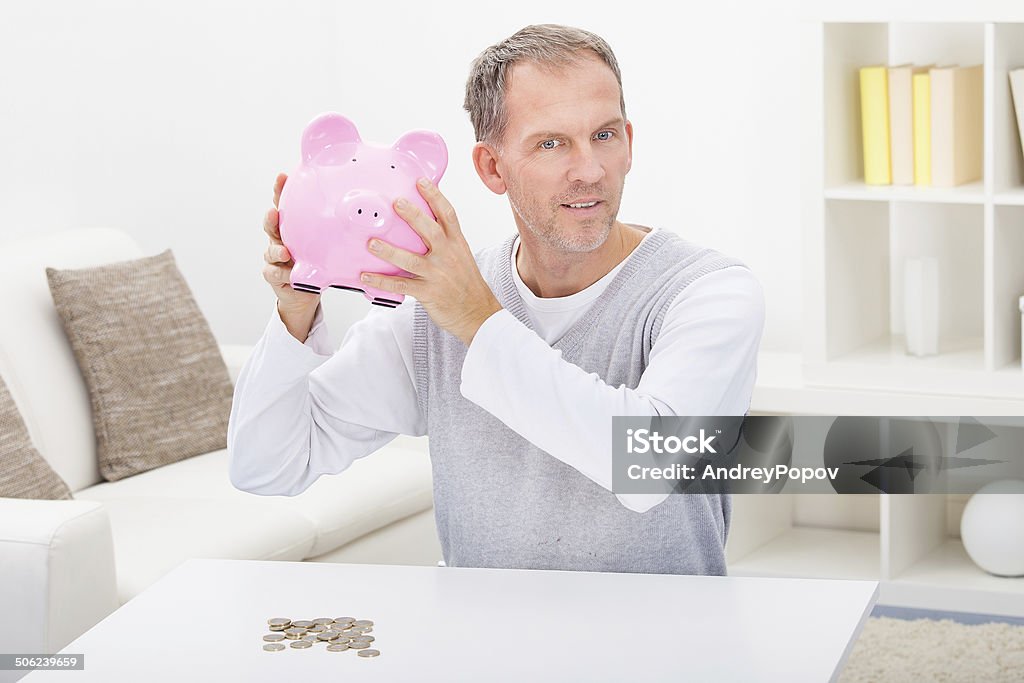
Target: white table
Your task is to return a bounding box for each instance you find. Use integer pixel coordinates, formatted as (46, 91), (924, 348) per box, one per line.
(25, 558), (877, 682)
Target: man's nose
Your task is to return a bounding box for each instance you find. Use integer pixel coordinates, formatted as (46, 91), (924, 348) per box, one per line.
(566, 143), (606, 184)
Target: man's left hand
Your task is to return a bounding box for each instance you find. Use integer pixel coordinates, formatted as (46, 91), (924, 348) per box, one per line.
(361, 177), (503, 346)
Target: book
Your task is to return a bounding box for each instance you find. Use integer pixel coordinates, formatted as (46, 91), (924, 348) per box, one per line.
(913, 71), (931, 186)
(930, 64), (983, 187)
(889, 65), (932, 185)
(860, 66), (891, 185)
(1010, 68), (1024, 167)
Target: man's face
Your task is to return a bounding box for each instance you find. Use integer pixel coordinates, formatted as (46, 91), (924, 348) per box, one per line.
(495, 53), (633, 254)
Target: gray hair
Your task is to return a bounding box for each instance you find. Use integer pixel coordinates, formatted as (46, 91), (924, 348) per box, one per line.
(463, 24), (626, 155)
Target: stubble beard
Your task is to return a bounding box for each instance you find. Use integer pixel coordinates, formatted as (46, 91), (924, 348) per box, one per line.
(505, 175), (620, 254)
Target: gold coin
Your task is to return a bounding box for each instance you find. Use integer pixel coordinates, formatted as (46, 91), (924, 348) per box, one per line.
(333, 617), (355, 625)
(312, 618), (334, 626)
(283, 628), (305, 639)
(292, 620), (314, 629)
(327, 643), (350, 652)
(348, 641), (370, 649)
(269, 625), (286, 631)
(302, 634), (319, 642)
(317, 631), (338, 641)
(263, 643), (286, 652)
(357, 649), (380, 658)
(355, 635), (375, 642)
(307, 624), (326, 633)
(262, 633), (286, 642)
(267, 618), (291, 628)
(352, 620), (373, 627)
(290, 640), (313, 649)
(333, 635), (351, 644)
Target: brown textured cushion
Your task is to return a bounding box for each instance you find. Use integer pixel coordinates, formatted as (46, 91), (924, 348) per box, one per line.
(45, 249), (233, 482)
(0, 373), (73, 499)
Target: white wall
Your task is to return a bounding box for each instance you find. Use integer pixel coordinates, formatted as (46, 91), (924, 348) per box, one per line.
(1, 0), (803, 352)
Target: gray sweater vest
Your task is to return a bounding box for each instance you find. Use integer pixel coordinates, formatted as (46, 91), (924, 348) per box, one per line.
(412, 228), (748, 574)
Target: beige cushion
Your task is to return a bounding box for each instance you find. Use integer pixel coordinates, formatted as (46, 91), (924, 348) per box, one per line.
(45, 250), (233, 482)
(0, 373), (72, 499)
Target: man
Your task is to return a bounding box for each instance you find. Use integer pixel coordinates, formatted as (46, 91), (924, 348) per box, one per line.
(228, 24), (765, 575)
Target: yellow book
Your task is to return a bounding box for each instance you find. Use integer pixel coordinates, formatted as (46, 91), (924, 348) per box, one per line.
(860, 66), (891, 185)
(913, 72), (931, 186)
(890, 65), (933, 185)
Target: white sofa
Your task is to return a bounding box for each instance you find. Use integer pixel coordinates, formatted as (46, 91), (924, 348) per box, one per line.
(0, 227), (441, 667)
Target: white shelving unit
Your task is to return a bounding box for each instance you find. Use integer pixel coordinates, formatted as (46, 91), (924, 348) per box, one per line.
(803, 20), (1024, 399)
(725, 413), (1024, 617)
(726, 489), (1024, 617)
(730, 15), (1024, 619)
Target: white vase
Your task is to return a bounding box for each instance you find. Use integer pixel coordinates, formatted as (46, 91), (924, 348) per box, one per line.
(960, 479), (1024, 577)
(904, 256), (939, 357)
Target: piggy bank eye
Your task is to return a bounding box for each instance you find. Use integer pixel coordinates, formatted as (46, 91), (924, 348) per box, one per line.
(351, 158), (357, 162)
(391, 165), (395, 169)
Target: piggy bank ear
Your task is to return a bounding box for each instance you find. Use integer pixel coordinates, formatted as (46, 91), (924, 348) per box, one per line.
(393, 130), (448, 184)
(301, 113), (362, 165)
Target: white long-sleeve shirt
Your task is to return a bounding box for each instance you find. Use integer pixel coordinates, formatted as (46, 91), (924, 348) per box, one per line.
(227, 227), (766, 514)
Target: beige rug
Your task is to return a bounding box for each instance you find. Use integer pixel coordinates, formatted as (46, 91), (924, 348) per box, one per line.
(839, 616), (1024, 682)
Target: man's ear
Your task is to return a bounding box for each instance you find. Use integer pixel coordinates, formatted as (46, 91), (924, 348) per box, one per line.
(472, 142), (508, 195)
(625, 119), (634, 175)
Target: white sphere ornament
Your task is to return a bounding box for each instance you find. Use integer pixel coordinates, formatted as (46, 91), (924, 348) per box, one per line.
(960, 479), (1024, 577)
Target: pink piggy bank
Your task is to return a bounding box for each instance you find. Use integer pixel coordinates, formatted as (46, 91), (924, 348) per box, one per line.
(277, 112), (448, 308)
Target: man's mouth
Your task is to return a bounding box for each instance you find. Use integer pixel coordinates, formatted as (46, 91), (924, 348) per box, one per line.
(561, 200), (603, 214)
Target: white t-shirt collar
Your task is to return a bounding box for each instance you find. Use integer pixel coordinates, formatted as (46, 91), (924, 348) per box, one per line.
(510, 226), (658, 313)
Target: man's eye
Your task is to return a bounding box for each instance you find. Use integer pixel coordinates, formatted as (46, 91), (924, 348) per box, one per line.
(541, 132), (614, 150)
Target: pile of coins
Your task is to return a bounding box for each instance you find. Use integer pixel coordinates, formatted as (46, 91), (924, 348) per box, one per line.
(262, 617), (380, 658)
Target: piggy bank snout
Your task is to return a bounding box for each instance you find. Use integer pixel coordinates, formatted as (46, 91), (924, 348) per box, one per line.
(340, 190), (392, 232)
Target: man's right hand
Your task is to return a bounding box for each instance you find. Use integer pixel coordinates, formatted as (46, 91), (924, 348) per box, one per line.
(263, 172), (321, 342)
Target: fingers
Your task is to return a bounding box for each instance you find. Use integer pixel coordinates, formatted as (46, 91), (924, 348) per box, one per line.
(393, 197), (441, 249)
(264, 242), (291, 265)
(416, 177), (462, 236)
(368, 238), (424, 276)
(273, 172), (287, 209)
(262, 262), (292, 287)
(264, 173), (298, 294)
(263, 207), (281, 243)
(360, 271), (415, 297)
